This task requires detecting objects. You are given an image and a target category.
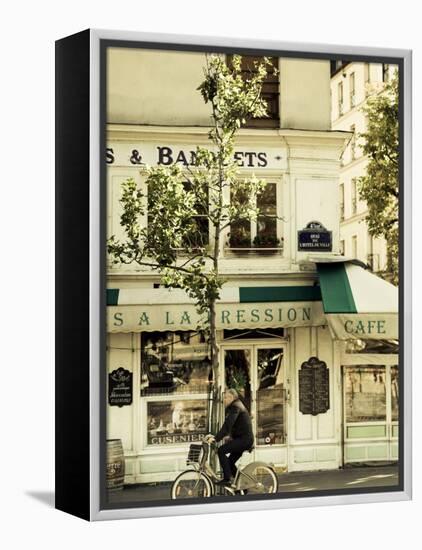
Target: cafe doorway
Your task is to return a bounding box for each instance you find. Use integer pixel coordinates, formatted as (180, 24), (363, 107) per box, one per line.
(221, 336), (288, 467)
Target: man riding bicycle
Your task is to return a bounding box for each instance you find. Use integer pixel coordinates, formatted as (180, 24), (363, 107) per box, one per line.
(206, 388), (254, 487)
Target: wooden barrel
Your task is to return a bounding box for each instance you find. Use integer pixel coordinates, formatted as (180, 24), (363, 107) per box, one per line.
(107, 439), (125, 491)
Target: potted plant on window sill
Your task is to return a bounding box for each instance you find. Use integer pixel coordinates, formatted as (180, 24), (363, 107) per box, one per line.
(227, 230), (252, 255)
(252, 235), (282, 254)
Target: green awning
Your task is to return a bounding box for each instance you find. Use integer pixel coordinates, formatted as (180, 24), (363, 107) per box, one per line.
(317, 263), (357, 313)
(316, 260), (398, 340)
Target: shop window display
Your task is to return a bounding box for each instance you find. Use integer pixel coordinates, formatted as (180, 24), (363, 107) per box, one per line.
(147, 399), (208, 445)
(256, 349), (285, 445)
(141, 331), (212, 396)
(345, 366), (387, 422)
(224, 349), (252, 411)
(391, 365), (399, 422)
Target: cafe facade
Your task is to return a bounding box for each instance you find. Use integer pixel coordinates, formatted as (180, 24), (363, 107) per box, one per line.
(106, 128), (399, 484)
(106, 48), (399, 484)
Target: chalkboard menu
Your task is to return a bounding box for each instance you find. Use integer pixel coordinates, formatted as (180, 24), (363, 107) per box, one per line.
(109, 367), (133, 407)
(299, 356), (330, 415)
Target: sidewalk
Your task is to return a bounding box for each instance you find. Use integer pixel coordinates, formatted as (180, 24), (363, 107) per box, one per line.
(108, 464), (399, 505)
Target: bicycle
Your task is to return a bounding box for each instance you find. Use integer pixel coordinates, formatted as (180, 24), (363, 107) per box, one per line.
(171, 439), (278, 499)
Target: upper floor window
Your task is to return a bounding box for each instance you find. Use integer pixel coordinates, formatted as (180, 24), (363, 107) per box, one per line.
(340, 183), (345, 221)
(382, 63), (389, 83)
(364, 63), (371, 84)
(351, 177), (358, 214)
(228, 182), (282, 253)
(364, 63), (371, 97)
(227, 55), (280, 128)
(338, 81), (344, 117)
(147, 179), (209, 251)
(350, 124), (356, 161)
(349, 72), (356, 108)
(352, 235), (358, 258)
(181, 180), (209, 248)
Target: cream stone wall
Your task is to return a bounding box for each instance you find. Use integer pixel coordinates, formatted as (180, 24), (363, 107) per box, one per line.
(107, 48), (332, 131)
(107, 48), (212, 126)
(279, 58), (331, 130)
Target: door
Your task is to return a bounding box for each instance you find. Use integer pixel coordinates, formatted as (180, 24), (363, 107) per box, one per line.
(222, 344), (287, 467)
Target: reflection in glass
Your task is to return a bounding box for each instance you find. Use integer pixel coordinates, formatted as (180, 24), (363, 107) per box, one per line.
(391, 365), (399, 422)
(224, 349), (251, 412)
(345, 366), (386, 422)
(257, 349), (285, 445)
(141, 331), (212, 396)
(256, 183), (278, 247)
(147, 399), (207, 445)
(346, 339), (399, 354)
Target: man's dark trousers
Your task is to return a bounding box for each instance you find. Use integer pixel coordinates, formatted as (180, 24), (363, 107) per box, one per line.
(217, 436), (253, 480)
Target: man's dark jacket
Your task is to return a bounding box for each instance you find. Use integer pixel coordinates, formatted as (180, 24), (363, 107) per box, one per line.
(215, 398), (253, 443)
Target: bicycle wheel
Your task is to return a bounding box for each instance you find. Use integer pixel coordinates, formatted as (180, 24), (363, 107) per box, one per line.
(240, 463), (278, 494)
(171, 470), (213, 499)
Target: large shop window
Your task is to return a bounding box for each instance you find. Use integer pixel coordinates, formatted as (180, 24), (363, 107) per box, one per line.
(344, 364), (399, 446)
(345, 366), (387, 422)
(142, 331), (211, 447)
(256, 349), (286, 445)
(229, 182), (281, 252)
(141, 331), (212, 396)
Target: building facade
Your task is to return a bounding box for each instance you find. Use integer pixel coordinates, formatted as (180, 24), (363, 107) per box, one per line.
(106, 48), (399, 484)
(330, 61), (397, 275)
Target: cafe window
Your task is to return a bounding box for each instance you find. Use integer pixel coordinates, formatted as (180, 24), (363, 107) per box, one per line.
(223, 328), (284, 340)
(141, 331), (212, 396)
(345, 339), (399, 354)
(147, 398), (208, 446)
(227, 55), (279, 128)
(228, 182), (281, 251)
(391, 365), (399, 422)
(256, 349), (286, 445)
(345, 366), (386, 422)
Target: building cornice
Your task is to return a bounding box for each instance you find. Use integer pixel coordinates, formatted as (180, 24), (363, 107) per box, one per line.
(340, 211), (368, 226)
(107, 123), (350, 145)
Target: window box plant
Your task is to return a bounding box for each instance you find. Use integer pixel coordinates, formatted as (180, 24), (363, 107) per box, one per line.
(252, 234), (282, 254)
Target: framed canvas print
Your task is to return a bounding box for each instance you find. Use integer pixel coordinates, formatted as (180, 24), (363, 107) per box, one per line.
(55, 29), (412, 521)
